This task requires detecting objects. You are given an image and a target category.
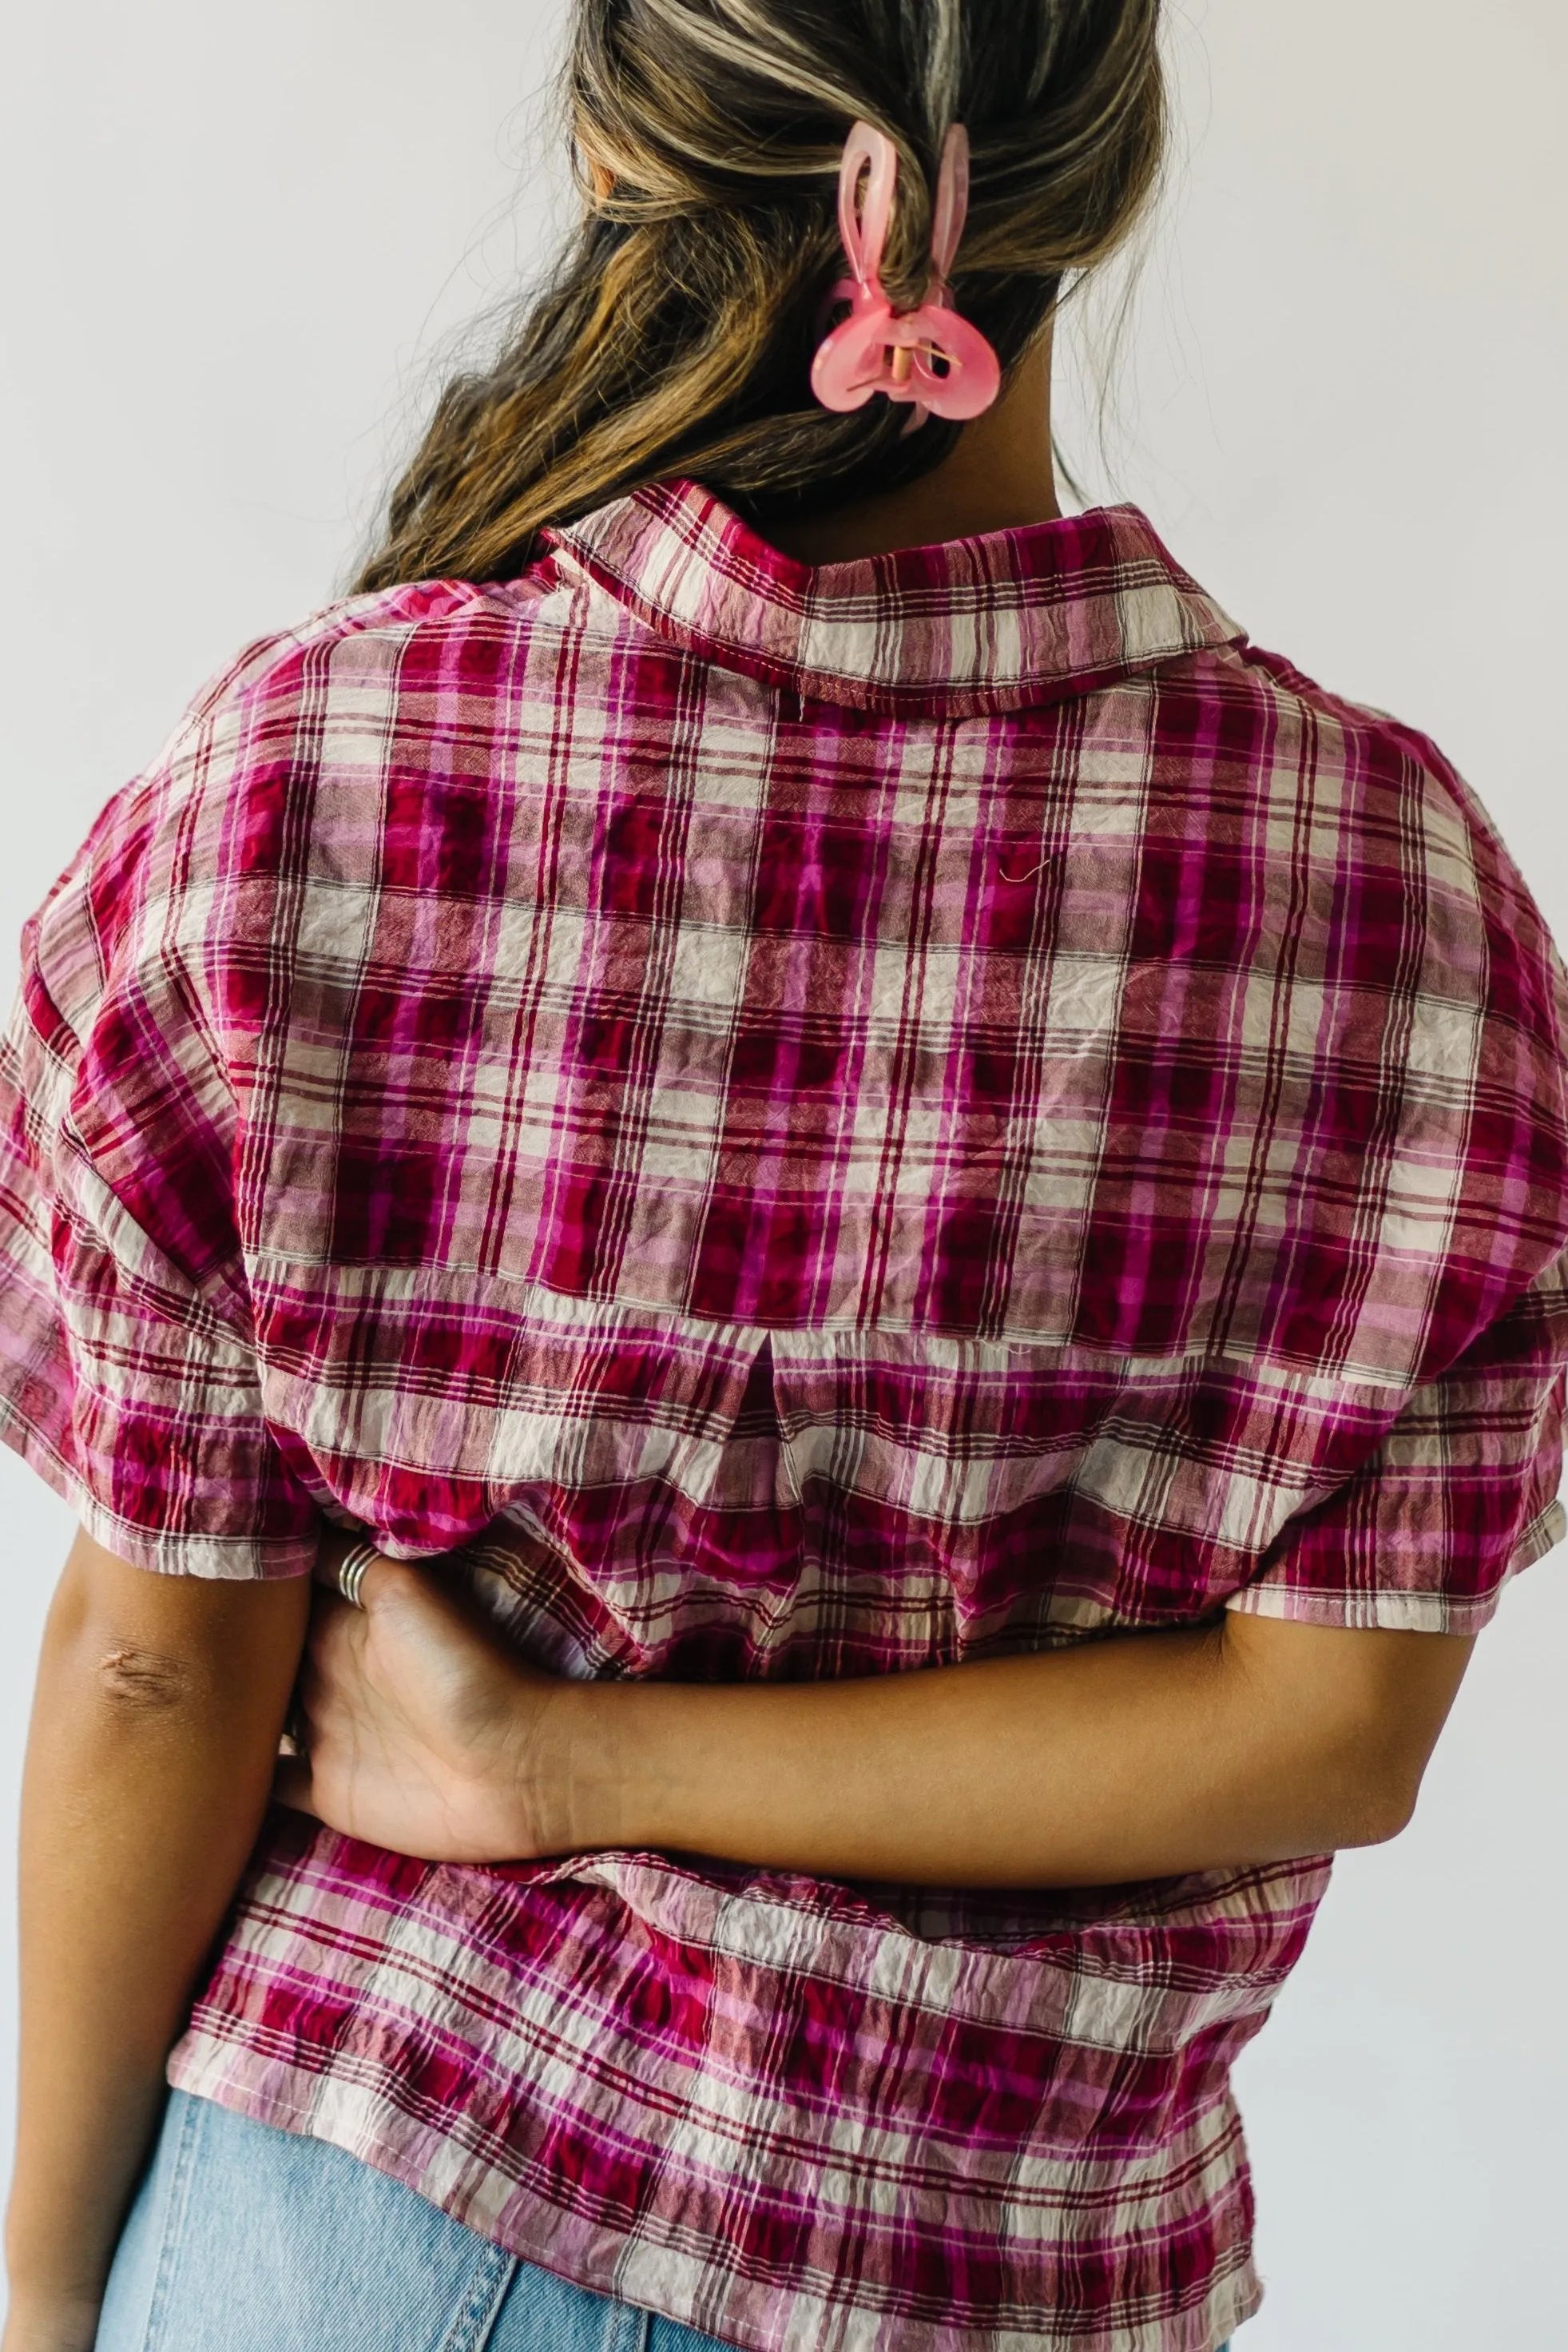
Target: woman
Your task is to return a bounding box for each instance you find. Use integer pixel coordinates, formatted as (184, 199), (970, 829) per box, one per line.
(3, 2), (1564, 2349)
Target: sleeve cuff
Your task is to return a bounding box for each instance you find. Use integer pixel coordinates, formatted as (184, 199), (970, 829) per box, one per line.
(1221, 1496), (1566, 1636)
(0, 1412), (320, 1580)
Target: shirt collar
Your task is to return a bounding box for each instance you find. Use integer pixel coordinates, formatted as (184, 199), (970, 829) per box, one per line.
(547, 476), (1246, 719)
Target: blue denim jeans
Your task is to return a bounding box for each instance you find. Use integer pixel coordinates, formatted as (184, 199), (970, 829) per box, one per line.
(95, 2093), (727, 2351)
(95, 2090), (1235, 2350)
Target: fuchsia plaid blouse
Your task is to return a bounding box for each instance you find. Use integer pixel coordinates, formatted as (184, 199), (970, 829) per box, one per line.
(3, 482), (1567, 2351)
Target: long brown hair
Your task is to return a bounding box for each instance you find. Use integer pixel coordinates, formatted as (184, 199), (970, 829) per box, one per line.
(354, 1), (1165, 593)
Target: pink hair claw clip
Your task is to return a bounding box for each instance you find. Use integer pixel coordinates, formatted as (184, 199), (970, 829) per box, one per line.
(811, 121), (1002, 429)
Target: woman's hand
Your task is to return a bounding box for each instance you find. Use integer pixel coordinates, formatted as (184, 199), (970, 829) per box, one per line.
(276, 1540), (613, 1865)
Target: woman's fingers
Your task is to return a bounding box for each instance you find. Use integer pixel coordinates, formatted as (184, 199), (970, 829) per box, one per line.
(312, 1528), (428, 1619)
(313, 1528), (383, 1605)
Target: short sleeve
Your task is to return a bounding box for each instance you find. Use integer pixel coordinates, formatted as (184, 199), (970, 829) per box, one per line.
(0, 701), (324, 1579)
(1226, 1250), (1568, 1635)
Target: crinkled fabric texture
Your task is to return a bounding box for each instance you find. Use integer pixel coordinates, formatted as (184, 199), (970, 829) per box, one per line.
(2, 482), (1566, 2352)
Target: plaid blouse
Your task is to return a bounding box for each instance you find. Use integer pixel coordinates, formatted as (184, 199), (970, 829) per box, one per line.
(3, 481), (1566, 2352)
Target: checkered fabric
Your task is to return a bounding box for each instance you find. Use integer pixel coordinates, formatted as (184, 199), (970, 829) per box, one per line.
(2, 480), (1566, 2351)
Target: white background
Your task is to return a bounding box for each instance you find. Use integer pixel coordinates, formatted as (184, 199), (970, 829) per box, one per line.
(2, 4), (1564, 2346)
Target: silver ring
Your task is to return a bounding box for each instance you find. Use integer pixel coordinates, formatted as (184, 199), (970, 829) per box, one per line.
(335, 1540), (379, 1609)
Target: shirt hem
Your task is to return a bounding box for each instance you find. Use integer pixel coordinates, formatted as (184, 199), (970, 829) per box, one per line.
(165, 2049), (1261, 2352)
(1221, 1494), (1566, 1634)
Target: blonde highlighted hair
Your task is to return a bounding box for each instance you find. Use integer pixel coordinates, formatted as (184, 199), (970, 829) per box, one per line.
(355, 0), (1165, 592)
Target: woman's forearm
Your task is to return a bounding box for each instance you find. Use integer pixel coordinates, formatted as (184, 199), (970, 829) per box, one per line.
(4, 1535), (308, 2352)
(285, 1550), (1474, 1892)
(553, 1609), (1471, 1887)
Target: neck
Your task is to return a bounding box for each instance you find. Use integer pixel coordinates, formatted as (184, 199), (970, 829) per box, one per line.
(766, 331), (1061, 566)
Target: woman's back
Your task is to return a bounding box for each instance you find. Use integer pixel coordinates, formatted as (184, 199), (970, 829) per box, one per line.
(5, 7), (1566, 2351)
(11, 473), (1562, 2350)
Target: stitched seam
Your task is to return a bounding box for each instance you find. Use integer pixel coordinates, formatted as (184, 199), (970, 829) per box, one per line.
(140, 2092), (204, 2352)
(611, 2299), (651, 2352)
(438, 2240), (516, 2352)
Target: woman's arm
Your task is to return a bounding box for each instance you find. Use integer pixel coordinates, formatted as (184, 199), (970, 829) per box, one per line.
(4, 1533), (309, 2352)
(284, 1549), (1475, 1885)
(592, 1606), (1475, 1883)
